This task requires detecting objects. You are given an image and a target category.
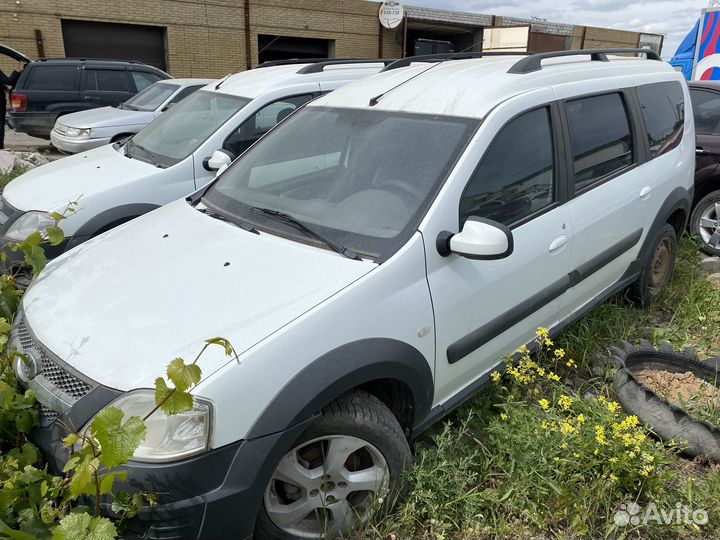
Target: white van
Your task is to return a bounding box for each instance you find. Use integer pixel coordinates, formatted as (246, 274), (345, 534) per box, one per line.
(0, 60), (389, 265)
(14, 50), (694, 540)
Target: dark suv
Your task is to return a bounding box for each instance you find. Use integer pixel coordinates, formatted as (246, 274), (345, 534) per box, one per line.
(8, 58), (170, 139)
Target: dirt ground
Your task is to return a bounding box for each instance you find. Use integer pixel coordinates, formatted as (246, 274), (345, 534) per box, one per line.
(635, 368), (720, 407)
(3, 128), (63, 160)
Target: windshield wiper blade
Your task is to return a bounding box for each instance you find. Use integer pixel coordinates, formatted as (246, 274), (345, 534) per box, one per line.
(250, 207), (361, 260)
(197, 205), (258, 234)
(127, 140), (164, 168)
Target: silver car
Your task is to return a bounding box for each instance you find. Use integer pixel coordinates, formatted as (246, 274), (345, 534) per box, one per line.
(50, 78), (212, 153)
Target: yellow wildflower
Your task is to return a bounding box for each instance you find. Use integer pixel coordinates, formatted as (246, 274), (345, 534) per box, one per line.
(547, 372), (561, 382)
(536, 327), (549, 338)
(554, 348), (566, 358)
(609, 474), (618, 483)
(566, 359), (577, 368)
(553, 456), (560, 462)
(641, 452), (654, 463)
(606, 401), (621, 414)
(545, 338), (554, 347)
(558, 395), (573, 410)
(573, 452), (581, 459)
(491, 371), (502, 383)
(538, 399), (550, 411)
(640, 465), (654, 477)
(516, 345), (529, 355)
(595, 425), (608, 446)
(609, 457), (618, 464)
(500, 413), (508, 421)
(575, 414), (586, 425)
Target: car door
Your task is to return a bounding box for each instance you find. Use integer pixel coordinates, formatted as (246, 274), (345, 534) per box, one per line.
(425, 94), (573, 405)
(557, 89), (648, 317)
(690, 87), (720, 177)
(81, 66), (134, 108)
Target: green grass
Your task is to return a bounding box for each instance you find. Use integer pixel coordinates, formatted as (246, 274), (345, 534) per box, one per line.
(362, 237), (720, 540)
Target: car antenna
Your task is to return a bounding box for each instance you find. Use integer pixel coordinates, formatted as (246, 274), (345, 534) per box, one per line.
(368, 40), (496, 107)
(215, 73), (233, 90)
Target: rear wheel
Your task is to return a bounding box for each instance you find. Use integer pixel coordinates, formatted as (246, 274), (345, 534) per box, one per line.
(690, 191), (720, 256)
(629, 223), (677, 307)
(254, 391), (411, 540)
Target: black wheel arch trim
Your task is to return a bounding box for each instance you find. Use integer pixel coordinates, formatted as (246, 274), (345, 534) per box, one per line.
(245, 338), (434, 440)
(73, 203), (160, 239)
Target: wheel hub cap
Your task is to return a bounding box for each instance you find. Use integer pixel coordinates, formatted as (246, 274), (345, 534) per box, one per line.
(264, 435), (390, 538)
(698, 202), (720, 248)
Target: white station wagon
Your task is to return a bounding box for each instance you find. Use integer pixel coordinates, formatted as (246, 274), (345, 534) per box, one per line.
(14, 50), (694, 540)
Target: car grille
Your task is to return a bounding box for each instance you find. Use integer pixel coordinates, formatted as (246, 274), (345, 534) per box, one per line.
(16, 314), (93, 400)
(38, 404), (59, 426)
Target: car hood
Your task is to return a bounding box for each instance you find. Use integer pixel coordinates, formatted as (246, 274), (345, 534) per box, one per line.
(21, 200), (376, 390)
(2, 144), (157, 212)
(58, 107), (154, 129)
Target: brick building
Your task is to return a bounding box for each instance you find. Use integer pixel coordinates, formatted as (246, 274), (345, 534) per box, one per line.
(0, 0), (664, 77)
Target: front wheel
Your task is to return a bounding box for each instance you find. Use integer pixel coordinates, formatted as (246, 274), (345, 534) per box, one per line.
(690, 191), (720, 256)
(628, 223), (677, 307)
(254, 391), (411, 540)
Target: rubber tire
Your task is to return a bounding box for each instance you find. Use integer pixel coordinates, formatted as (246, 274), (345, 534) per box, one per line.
(254, 391), (411, 540)
(628, 223), (677, 307)
(690, 190), (720, 256)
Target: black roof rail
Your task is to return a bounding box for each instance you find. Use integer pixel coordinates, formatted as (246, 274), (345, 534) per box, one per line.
(507, 48), (661, 74)
(37, 57), (147, 63)
(296, 59), (397, 74)
(256, 58), (335, 68)
(382, 51), (534, 71)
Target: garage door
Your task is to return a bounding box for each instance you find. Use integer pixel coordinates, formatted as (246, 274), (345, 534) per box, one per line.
(61, 19), (167, 72)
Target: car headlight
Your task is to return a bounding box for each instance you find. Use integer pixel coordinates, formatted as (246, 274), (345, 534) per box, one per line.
(5, 211), (55, 241)
(85, 390), (213, 462)
(65, 127), (91, 138)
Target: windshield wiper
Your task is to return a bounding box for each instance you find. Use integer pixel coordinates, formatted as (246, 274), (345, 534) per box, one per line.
(127, 140), (164, 168)
(250, 207), (361, 260)
(196, 205), (258, 234)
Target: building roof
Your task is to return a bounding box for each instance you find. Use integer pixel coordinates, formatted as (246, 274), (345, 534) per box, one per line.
(312, 54), (677, 119)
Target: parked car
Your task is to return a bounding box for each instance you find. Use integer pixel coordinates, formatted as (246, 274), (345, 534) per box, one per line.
(12, 50), (693, 540)
(0, 59), (389, 271)
(50, 78), (212, 153)
(7, 58), (170, 139)
(688, 81), (720, 254)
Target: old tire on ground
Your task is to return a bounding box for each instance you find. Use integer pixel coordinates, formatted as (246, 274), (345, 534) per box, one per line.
(254, 390), (411, 540)
(611, 340), (720, 462)
(690, 190), (720, 256)
(628, 223), (677, 307)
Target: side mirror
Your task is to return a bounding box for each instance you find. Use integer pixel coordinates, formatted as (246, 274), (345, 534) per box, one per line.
(436, 217), (513, 260)
(202, 149), (234, 173)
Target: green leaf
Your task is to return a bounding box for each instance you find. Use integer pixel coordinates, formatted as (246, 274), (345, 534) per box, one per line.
(90, 407), (147, 469)
(49, 212), (65, 222)
(23, 245), (47, 276)
(51, 513), (117, 540)
(15, 410), (35, 433)
(63, 433), (81, 448)
(96, 471), (127, 495)
(154, 377), (193, 415)
(45, 226), (64, 246)
(166, 358), (201, 392)
(22, 231), (43, 248)
(68, 455), (99, 498)
(206, 337), (234, 357)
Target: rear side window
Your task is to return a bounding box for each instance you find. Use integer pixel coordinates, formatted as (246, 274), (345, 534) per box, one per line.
(83, 69), (130, 92)
(460, 107), (555, 227)
(566, 93), (634, 192)
(26, 65), (77, 91)
(690, 89), (720, 134)
(637, 82), (684, 158)
(131, 71), (162, 92)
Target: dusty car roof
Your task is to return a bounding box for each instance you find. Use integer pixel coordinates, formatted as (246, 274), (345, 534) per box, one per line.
(168, 78), (214, 86)
(210, 62), (387, 100)
(311, 54), (679, 119)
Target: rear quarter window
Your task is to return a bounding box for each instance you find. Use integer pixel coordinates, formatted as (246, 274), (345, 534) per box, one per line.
(25, 65), (78, 91)
(636, 81), (685, 158)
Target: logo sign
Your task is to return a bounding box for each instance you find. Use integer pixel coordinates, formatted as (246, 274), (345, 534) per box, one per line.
(379, 0), (404, 29)
(14, 351), (42, 383)
(694, 9), (720, 80)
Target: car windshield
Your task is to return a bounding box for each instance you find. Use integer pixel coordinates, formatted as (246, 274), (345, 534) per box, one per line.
(123, 82), (180, 111)
(203, 106), (477, 259)
(128, 90), (250, 168)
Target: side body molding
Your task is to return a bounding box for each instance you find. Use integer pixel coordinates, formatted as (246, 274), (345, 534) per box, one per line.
(246, 338), (434, 439)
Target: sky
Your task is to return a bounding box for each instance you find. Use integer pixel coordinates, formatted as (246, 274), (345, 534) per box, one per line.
(406, 0), (709, 59)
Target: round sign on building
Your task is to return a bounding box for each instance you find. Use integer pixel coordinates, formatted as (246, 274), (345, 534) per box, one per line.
(379, 1), (404, 30)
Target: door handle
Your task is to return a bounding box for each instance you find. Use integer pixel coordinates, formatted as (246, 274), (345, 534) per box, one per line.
(548, 235), (568, 253)
(639, 186), (652, 200)
(83, 96), (100, 102)
(697, 146), (709, 155)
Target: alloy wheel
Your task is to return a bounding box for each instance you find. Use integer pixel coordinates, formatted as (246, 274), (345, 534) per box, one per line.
(698, 201), (720, 249)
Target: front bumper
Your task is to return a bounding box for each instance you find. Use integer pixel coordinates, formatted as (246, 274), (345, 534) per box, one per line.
(50, 129), (110, 154)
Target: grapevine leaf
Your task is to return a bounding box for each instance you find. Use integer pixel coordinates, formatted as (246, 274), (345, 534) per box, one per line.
(166, 358), (201, 393)
(85, 471), (128, 496)
(91, 407), (146, 469)
(51, 513), (117, 540)
(63, 433), (81, 448)
(68, 455), (100, 498)
(46, 226), (65, 246)
(23, 245), (47, 276)
(206, 337), (234, 357)
(154, 377), (193, 415)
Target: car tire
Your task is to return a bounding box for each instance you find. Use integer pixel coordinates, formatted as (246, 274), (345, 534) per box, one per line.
(254, 390), (411, 540)
(628, 223), (677, 307)
(690, 191), (720, 256)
